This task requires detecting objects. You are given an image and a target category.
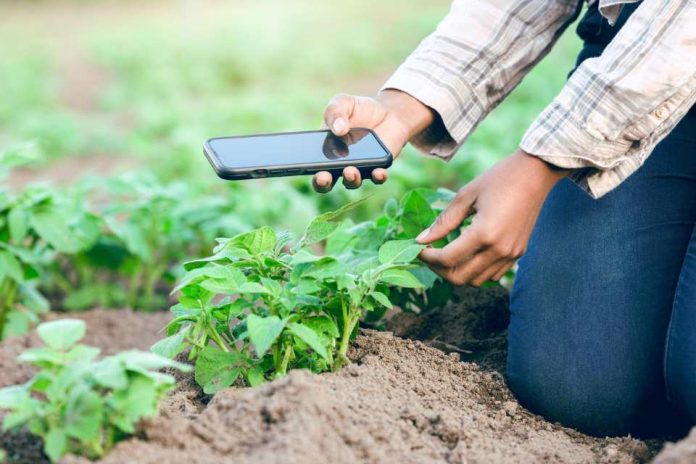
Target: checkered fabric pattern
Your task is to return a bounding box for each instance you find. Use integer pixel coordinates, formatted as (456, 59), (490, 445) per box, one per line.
(382, 0), (696, 198)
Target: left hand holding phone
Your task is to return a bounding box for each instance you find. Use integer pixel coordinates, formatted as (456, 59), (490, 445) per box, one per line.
(313, 90), (434, 193)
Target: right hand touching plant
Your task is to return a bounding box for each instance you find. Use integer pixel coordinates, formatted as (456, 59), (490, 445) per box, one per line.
(313, 89), (434, 192)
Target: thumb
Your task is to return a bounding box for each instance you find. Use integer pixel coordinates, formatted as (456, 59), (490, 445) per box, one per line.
(416, 187), (475, 244)
(324, 94), (356, 136)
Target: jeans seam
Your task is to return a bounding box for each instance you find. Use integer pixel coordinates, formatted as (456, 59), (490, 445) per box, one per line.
(663, 251), (690, 402)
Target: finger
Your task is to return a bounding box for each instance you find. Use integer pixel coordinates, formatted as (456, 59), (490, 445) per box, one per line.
(324, 94), (355, 136)
(492, 261), (515, 282)
(371, 168), (388, 185)
(416, 186), (475, 244)
(313, 171), (335, 193)
(470, 258), (512, 287)
(418, 227), (482, 269)
(342, 166), (362, 189)
(431, 249), (498, 287)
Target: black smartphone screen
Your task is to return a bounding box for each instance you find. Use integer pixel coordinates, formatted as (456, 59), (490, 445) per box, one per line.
(206, 129), (390, 170)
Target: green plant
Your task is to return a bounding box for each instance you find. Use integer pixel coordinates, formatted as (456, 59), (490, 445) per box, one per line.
(152, 198), (431, 393)
(0, 319), (190, 463)
(0, 181), (100, 339)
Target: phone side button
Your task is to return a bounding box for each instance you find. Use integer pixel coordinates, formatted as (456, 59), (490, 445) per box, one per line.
(270, 169), (285, 175)
(285, 168), (301, 174)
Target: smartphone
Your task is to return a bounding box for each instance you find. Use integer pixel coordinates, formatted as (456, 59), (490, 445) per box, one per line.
(203, 128), (392, 180)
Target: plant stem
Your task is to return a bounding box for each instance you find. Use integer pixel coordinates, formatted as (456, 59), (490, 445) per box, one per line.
(279, 343), (293, 375)
(335, 306), (359, 371)
(126, 264), (144, 308)
(207, 318), (230, 352)
(0, 279), (17, 340)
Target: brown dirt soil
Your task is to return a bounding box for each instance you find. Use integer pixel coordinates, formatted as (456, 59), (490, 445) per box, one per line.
(0, 293), (693, 463)
(74, 330), (651, 464)
(386, 285), (510, 373)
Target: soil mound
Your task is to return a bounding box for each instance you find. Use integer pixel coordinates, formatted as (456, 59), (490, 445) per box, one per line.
(3, 300), (696, 463)
(93, 330), (650, 464)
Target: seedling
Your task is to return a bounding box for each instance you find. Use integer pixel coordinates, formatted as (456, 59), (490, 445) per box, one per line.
(153, 197), (431, 393)
(0, 319), (190, 462)
(0, 182), (100, 339)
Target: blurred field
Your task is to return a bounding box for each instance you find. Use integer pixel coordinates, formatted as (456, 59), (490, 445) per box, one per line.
(0, 0), (581, 207)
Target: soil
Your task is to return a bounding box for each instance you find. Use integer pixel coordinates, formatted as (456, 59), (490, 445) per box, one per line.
(0, 290), (693, 464)
(386, 285), (510, 373)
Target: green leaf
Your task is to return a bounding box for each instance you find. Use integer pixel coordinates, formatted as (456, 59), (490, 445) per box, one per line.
(384, 197), (399, 218)
(239, 282), (269, 294)
(0, 385), (29, 408)
(229, 227), (276, 255)
(44, 427), (67, 463)
(109, 374), (160, 433)
(117, 350), (191, 374)
(287, 323), (329, 361)
(399, 190), (437, 238)
(304, 316), (340, 338)
(37, 319), (85, 350)
(378, 240), (425, 265)
(300, 196), (370, 245)
(370, 291), (393, 309)
(379, 269), (425, 289)
(92, 357), (129, 390)
(17, 347), (63, 366)
(64, 386), (103, 441)
(246, 366), (266, 387)
(409, 266), (439, 288)
(19, 284), (50, 313)
(194, 347), (245, 394)
(29, 206), (85, 254)
(289, 248), (322, 265)
(8, 207), (28, 245)
(150, 326), (190, 359)
(291, 279), (321, 295)
(246, 314), (286, 357)
(0, 251), (23, 283)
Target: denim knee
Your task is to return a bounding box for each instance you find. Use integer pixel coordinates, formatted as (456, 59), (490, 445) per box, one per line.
(506, 344), (645, 437)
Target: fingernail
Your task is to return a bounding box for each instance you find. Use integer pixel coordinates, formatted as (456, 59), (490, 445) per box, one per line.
(333, 118), (346, 133)
(416, 227), (431, 242)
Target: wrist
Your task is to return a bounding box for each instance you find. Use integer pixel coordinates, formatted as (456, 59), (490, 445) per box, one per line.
(377, 89), (434, 139)
(513, 148), (569, 191)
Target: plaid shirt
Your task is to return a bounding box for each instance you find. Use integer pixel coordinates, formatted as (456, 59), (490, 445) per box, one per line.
(382, 0), (696, 198)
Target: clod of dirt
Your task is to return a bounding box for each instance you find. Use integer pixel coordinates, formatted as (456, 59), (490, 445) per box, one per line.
(653, 428), (696, 463)
(94, 330), (650, 464)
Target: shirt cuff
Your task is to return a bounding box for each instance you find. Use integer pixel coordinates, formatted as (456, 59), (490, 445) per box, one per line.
(381, 67), (484, 160)
(520, 101), (640, 199)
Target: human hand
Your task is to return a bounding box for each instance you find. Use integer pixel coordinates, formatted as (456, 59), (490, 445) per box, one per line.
(313, 89), (433, 192)
(417, 149), (568, 286)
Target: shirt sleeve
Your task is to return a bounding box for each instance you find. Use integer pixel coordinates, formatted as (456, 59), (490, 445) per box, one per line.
(381, 0), (583, 158)
(520, 0), (696, 198)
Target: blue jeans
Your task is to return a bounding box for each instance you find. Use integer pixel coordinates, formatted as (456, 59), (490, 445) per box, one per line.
(508, 109), (696, 437)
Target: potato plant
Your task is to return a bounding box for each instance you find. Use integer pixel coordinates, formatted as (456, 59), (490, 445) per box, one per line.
(0, 319), (190, 462)
(0, 184), (100, 339)
(342, 188), (463, 313)
(153, 198), (431, 393)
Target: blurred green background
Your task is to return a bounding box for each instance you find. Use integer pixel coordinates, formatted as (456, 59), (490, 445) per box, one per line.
(0, 0), (580, 216)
